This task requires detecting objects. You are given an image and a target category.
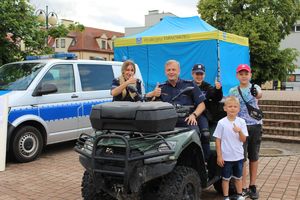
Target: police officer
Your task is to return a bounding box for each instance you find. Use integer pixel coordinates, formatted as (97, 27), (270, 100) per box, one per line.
(192, 63), (223, 160)
(147, 60), (206, 127)
(111, 60), (142, 102)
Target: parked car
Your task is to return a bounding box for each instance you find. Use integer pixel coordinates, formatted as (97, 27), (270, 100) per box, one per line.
(0, 56), (144, 162)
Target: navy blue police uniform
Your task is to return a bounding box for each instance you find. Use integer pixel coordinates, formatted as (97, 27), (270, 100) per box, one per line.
(158, 79), (206, 128)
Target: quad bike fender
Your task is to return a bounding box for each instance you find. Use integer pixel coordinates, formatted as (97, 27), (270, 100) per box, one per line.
(129, 161), (177, 192)
(170, 129), (202, 158)
(79, 154), (92, 171)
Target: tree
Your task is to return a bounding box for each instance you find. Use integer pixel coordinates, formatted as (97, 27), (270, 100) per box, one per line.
(0, 0), (84, 66)
(197, 0), (300, 84)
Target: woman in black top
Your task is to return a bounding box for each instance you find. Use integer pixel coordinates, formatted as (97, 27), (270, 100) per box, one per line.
(111, 60), (142, 101)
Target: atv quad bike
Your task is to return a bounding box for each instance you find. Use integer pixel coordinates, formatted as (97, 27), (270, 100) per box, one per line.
(75, 89), (226, 200)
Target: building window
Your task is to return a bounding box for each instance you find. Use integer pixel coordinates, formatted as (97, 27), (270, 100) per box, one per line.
(71, 39), (76, 46)
(111, 41), (114, 50)
(56, 39), (59, 48)
(101, 40), (106, 49)
(295, 25), (300, 32)
(61, 39), (65, 48)
(296, 74), (300, 82)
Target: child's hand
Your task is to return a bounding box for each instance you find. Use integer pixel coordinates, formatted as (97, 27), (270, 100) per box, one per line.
(217, 155), (224, 167)
(233, 123), (242, 134)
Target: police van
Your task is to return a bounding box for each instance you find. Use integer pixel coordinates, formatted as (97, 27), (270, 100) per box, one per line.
(0, 53), (144, 162)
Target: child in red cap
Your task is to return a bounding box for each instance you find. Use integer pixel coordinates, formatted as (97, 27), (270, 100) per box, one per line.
(229, 64), (262, 199)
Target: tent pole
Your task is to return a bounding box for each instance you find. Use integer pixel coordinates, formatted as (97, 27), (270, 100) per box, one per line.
(217, 40), (221, 82)
(146, 46), (150, 91)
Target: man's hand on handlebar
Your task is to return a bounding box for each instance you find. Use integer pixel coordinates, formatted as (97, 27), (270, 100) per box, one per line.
(184, 113), (198, 125)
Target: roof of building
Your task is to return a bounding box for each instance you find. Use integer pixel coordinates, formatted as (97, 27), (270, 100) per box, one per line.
(48, 26), (124, 53)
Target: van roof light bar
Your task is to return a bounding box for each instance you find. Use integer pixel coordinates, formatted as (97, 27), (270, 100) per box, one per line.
(26, 52), (77, 60)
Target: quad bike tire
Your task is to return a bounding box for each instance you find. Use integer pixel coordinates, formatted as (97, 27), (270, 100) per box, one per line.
(82, 171), (116, 200)
(156, 166), (201, 200)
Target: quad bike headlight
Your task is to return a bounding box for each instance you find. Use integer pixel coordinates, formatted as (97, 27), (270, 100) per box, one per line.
(83, 139), (94, 153)
(158, 141), (177, 152)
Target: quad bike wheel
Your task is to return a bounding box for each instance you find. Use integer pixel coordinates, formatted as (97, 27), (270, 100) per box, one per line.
(156, 166), (201, 200)
(82, 171), (116, 200)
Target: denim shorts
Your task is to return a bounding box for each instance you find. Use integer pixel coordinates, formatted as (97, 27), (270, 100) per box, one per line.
(244, 124), (262, 162)
(222, 159), (243, 180)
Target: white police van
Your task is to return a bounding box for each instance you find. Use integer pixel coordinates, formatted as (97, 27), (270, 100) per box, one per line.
(0, 53), (144, 162)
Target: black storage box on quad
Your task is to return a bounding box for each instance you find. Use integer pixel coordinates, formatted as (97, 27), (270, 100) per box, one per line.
(90, 101), (178, 133)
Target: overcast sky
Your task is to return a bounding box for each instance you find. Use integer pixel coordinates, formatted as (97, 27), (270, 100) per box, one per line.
(29, 0), (199, 32)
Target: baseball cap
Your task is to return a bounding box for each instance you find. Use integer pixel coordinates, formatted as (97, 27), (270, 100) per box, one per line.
(192, 64), (205, 73)
(236, 64), (251, 73)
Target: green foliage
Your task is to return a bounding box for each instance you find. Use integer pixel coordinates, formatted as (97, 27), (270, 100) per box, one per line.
(0, 0), (85, 65)
(68, 22), (85, 32)
(0, 0), (36, 65)
(198, 0), (300, 84)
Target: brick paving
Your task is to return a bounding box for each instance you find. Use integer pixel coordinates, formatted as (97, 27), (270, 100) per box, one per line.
(0, 141), (299, 200)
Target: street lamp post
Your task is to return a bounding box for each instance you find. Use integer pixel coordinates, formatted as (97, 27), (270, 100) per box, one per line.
(36, 5), (58, 29)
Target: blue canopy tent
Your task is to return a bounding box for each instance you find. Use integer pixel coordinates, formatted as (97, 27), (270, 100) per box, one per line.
(114, 16), (249, 95)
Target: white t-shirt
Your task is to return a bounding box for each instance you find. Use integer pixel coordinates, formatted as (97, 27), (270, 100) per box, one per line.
(213, 116), (248, 161)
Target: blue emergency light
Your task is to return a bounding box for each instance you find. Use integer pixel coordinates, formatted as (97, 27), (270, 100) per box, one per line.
(26, 52), (77, 60)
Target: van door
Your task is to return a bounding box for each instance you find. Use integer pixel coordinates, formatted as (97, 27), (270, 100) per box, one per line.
(76, 63), (114, 134)
(35, 64), (81, 144)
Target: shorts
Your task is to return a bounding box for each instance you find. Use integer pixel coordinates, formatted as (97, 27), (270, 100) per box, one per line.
(222, 159), (243, 180)
(244, 124), (262, 162)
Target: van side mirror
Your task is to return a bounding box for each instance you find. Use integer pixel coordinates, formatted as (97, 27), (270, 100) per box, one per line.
(32, 83), (58, 96)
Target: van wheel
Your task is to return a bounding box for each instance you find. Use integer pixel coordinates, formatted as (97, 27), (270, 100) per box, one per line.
(82, 171), (116, 200)
(11, 126), (43, 163)
(156, 166), (201, 200)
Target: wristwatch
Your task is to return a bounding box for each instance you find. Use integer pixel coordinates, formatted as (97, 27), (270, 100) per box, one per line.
(192, 112), (198, 118)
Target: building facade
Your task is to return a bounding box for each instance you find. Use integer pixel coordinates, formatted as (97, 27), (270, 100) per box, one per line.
(125, 10), (176, 36)
(50, 20), (124, 61)
(280, 20), (300, 91)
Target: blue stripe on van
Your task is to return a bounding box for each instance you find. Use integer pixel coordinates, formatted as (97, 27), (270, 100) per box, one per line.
(0, 90), (11, 95)
(39, 103), (82, 121)
(8, 107), (39, 123)
(82, 99), (112, 116)
(8, 99), (112, 124)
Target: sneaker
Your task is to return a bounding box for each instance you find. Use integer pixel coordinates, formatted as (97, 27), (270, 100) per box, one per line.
(249, 185), (259, 199)
(242, 188), (249, 197)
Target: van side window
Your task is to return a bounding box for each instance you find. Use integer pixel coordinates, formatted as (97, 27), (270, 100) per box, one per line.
(40, 64), (75, 93)
(78, 64), (114, 91)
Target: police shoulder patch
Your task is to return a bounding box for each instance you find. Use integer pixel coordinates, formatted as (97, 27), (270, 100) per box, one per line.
(158, 82), (167, 87)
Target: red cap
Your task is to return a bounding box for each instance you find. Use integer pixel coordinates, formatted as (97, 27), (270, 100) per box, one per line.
(236, 64), (251, 73)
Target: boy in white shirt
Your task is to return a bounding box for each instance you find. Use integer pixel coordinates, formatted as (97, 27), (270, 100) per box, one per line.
(213, 96), (248, 200)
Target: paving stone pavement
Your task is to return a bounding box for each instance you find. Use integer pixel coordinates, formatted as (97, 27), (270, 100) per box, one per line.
(0, 141), (299, 200)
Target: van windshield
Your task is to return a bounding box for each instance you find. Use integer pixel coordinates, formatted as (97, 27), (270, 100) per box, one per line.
(0, 62), (45, 90)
